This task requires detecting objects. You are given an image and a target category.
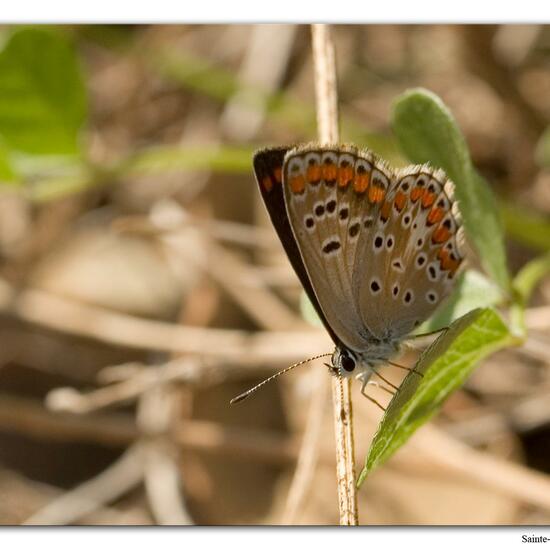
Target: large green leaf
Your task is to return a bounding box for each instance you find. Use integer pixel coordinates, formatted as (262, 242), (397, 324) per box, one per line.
(513, 251), (550, 304)
(358, 308), (517, 484)
(0, 28), (87, 156)
(392, 88), (511, 292)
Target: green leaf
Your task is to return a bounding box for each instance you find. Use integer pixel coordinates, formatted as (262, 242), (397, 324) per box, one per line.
(0, 141), (17, 183)
(513, 251), (550, 305)
(27, 145), (256, 203)
(0, 28), (87, 156)
(500, 201), (550, 252)
(122, 145), (254, 176)
(392, 88), (511, 292)
(358, 308), (517, 484)
(419, 270), (503, 332)
(509, 251), (550, 337)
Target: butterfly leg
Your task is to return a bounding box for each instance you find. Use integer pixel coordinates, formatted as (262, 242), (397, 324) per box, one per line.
(367, 381), (395, 396)
(387, 360), (424, 378)
(372, 369), (400, 391)
(359, 376), (386, 412)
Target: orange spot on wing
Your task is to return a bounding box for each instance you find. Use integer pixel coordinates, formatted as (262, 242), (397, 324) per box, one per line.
(394, 191), (406, 211)
(322, 163), (337, 182)
(438, 248), (460, 272)
(338, 165), (354, 188)
(411, 186), (423, 202)
(289, 174), (306, 194)
(432, 225), (451, 244)
(354, 172), (370, 193)
(427, 207), (444, 225)
(262, 175), (273, 192)
(273, 167), (282, 183)
(421, 191), (436, 208)
(380, 201), (391, 221)
(368, 185), (386, 204)
(448, 260), (461, 274)
(306, 163), (321, 184)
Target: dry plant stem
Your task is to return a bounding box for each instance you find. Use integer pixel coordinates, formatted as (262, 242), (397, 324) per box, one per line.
(312, 25), (339, 144)
(330, 377), (358, 524)
(311, 23), (359, 526)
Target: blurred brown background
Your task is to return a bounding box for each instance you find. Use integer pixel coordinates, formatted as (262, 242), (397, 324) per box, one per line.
(0, 24), (548, 525)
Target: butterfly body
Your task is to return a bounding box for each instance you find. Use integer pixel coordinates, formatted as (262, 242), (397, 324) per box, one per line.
(253, 144), (464, 387)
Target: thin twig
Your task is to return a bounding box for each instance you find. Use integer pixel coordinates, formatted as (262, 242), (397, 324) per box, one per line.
(0, 276), (329, 364)
(7, 391), (550, 512)
(311, 23), (358, 526)
(411, 424), (550, 511)
(138, 385), (193, 525)
(163, 230), (304, 331)
(23, 443), (144, 525)
(221, 24), (297, 141)
(46, 357), (204, 414)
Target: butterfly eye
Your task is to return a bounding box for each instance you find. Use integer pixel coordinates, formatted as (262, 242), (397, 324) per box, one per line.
(341, 355), (356, 372)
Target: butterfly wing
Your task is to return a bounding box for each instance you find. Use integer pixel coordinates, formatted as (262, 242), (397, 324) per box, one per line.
(253, 147), (343, 346)
(355, 165), (465, 339)
(281, 144), (391, 351)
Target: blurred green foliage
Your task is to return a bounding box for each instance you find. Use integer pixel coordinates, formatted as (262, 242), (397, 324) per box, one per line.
(500, 201), (550, 252)
(0, 28), (87, 159)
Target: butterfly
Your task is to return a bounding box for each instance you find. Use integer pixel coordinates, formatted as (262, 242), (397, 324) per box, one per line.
(235, 144), (464, 403)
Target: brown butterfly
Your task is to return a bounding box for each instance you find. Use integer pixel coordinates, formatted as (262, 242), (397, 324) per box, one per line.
(232, 144), (464, 404)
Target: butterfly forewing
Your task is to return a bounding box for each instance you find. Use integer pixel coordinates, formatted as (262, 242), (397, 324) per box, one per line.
(253, 147), (342, 346)
(282, 145), (386, 350)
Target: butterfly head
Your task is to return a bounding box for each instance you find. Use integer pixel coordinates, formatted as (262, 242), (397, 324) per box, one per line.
(331, 347), (368, 379)
(331, 340), (401, 380)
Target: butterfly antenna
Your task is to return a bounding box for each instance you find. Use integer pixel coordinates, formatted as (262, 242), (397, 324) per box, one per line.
(230, 352), (332, 404)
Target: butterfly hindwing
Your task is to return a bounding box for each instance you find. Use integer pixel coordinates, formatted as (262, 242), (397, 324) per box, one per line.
(355, 165), (464, 339)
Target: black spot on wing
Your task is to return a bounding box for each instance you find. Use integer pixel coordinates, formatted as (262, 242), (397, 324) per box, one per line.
(322, 240), (341, 255)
